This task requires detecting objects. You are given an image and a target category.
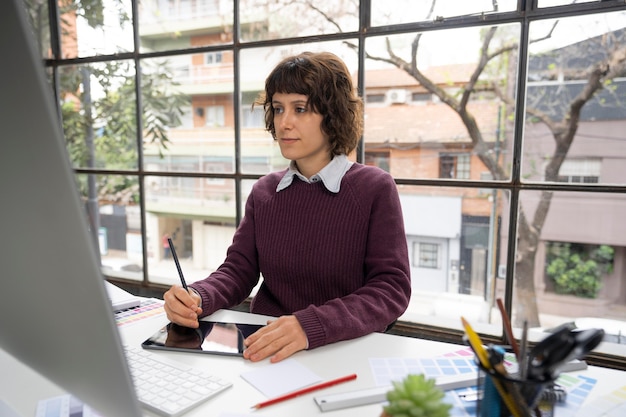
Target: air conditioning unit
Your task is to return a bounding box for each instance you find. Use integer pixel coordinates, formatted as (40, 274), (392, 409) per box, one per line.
(386, 89), (407, 104)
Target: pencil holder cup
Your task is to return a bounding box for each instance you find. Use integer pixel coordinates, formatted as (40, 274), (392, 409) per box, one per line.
(476, 363), (557, 417)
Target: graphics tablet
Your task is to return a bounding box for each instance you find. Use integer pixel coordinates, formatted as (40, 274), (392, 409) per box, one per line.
(142, 321), (264, 356)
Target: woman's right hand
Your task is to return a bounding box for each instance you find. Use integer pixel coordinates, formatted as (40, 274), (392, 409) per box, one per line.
(163, 285), (203, 328)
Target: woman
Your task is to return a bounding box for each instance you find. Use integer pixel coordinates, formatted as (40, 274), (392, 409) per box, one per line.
(164, 51), (411, 363)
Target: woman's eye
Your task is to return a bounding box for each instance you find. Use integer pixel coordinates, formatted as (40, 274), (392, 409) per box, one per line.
(273, 107), (284, 114)
(296, 107), (307, 113)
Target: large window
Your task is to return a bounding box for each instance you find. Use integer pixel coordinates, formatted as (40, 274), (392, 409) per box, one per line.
(25, 0), (626, 367)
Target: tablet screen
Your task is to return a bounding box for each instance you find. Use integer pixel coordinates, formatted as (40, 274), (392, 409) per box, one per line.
(141, 321), (264, 356)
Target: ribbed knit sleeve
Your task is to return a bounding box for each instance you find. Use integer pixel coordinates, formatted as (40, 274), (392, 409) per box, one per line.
(189, 171), (285, 315)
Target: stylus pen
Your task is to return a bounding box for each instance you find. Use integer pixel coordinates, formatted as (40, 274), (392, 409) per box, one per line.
(251, 373), (357, 410)
(168, 237), (188, 290)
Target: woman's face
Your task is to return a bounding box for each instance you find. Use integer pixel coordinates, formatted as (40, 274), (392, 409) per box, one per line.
(272, 92), (330, 178)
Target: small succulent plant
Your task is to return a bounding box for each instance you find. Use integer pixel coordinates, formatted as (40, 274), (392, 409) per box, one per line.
(381, 374), (452, 417)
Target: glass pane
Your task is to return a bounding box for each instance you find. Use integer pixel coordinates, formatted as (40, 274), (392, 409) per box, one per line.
(240, 41), (359, 174)
(144, 176), (237, 286)
(142, 54), (235, 173)
(239, 0), (358, 42)
(60, 0), (133, 58)
(138, 0), (234, 52)
(78, 174), (144, 282)
(512, 190), (626, 356)
(399, 185), (509, 333)
(364, 25), (519, 181)
(22, 0), (52, 59)
(59, 61), (138, 170)
(239, 46), (278, 175)
(371, 0), (516, 26)
(538, 0), (597, 7)
(523, 11), (626, 186)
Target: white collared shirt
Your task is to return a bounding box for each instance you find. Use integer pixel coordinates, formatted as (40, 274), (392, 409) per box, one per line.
(276, 154), (354, 193)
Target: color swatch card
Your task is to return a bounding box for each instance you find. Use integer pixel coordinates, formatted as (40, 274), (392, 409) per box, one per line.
(369, 347), (478, 387)
(574, 384), (626, 417)
(114, 298), (165, 327)
(370, 348), (480, 417)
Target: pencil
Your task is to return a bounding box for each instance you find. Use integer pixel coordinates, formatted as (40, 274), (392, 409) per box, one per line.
(461, 317), (523, 417)
(168, 237), (188, 290)
(251, 373), (357, 410)
(460, 317), (490, 368)
(496, 298), (520, 358)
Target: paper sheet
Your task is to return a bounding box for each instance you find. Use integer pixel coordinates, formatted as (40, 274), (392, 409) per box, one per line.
(219, 413), (262, 417)
(240, 358), (322, 398)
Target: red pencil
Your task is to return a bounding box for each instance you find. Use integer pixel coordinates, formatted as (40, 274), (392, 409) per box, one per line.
(496, 298), (520, 358)
(251, 373), (357, 410)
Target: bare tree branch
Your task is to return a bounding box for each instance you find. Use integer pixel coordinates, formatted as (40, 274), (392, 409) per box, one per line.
(461, 26), (497, 109)
(302, 0), (344, 33)
(329, 2), (623, 326)
(545, 44), (626, 180)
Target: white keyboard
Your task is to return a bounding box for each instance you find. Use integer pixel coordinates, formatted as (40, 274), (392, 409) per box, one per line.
(124, 346), (232, 417)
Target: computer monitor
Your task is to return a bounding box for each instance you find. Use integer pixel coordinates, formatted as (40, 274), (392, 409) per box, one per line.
(0, 1), (142, 416)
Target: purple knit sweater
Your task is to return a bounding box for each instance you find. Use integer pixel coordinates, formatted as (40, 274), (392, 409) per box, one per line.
(190, 163), (411, 350)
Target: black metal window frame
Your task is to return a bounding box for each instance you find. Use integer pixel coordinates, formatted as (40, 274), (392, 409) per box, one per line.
(39, 0), (626, 369)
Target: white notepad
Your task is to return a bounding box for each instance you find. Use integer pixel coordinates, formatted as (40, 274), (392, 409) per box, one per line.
(240, 359), (322, 398)
(105, 281), (141, 312)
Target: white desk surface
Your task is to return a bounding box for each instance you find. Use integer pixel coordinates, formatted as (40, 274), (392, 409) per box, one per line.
(2, 308), (625, 417)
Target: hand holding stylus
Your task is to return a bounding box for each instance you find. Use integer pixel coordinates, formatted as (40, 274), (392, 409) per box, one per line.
(163, 238), (203, 327)
(163, 285), (203, 328)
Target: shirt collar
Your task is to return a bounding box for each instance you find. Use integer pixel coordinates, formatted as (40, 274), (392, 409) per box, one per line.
(276, 154), (353, 193)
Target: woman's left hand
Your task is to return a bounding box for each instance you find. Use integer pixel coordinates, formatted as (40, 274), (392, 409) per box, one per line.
(243, 315), (308, 363)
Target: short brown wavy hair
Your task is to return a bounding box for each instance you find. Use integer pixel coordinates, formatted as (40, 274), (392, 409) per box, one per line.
(255, 51), (364, 156)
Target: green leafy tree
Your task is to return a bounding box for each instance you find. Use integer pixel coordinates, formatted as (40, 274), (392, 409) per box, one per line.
(546, 243), (615, 298)
(23, 0), (108, 56)
(23, 0), (188, 203)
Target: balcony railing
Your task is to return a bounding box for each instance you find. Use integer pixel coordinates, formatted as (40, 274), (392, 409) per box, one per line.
(140, 0), (221, 25)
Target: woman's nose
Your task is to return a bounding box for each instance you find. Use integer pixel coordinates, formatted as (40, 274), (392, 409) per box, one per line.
(278, 110), (293, 129)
